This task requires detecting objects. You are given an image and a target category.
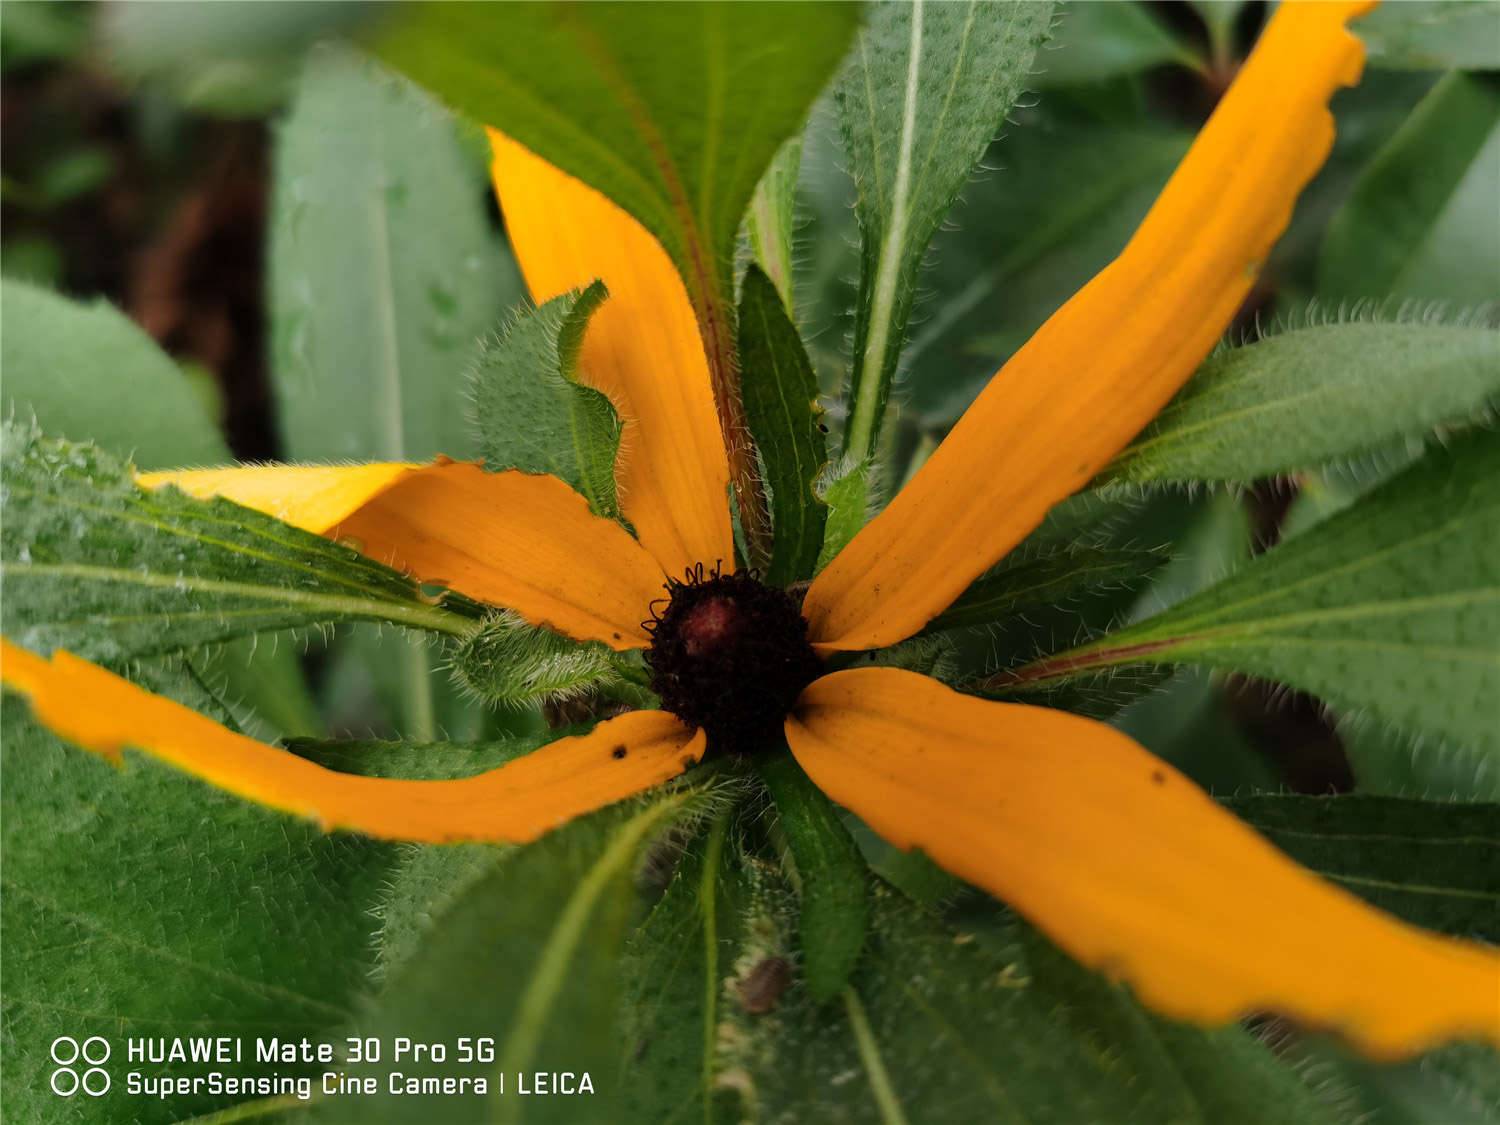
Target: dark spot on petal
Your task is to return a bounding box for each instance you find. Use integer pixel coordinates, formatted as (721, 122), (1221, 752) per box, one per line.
(611, 745), (628, 760)
(1151, 770), (1166, 785)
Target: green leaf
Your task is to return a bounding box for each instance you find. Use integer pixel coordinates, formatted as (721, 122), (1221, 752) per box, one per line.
(619, 808), (743, 1122)
(738, 265), (830, 585)
(469, 282), (622, 518)
(849, 632), (962, 686)
(999, 920), (1341, 1125)
(373, 0), (861, 403)
(30, 147), (112, 207)
(0, 424), (477, 661)
(269, 43), (519, 738)
(1289, 1039), (1500, 1125)
(1268, 69), (1443, 296)
(293, 732), (554, 782)
(305, 735), (559, 981)
(761, 749), (869, 1002)
(0, 278), (320, 736)
(0, 278), (228, 470)
(950, 493), (1247, 721)
(928, 543), (1168, 632)
(836, 0), (1053, 462)
(1338, 719), (1500, 802)
(1001, 433), (1500, 758)
(904, 122), (1191, 424)
(816, 460), (874, 571)
(100, 0), (371, 116)
(1102, 322), (1500, 486)
(719, 879), (1338, 1123)
(0, 236), (63, 285)
(371, 842), (506, 986)
(848, 815), (963, 908)
(449, 611), (619, 709)
(1, 0), (88, 70)
(1358, 1), (1500, 72)
(1038, 0), (1199, 86)
(1320, 72), (1500, 304)
(746, 137), (804, 311)
(270, 43), (518, 464)
(0, 672), (394, 1124)
(1115, 669), (1282, 796)
(993, 664), (1180, 723)
(194, 638), (323, 742)
(623, 836), (1340, 1121)
(324, 788), (716, 1123)
(1222, 795), (1500, 940)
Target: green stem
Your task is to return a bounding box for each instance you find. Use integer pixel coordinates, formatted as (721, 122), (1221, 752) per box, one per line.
(844, 0), (926, 463)
(843, 987), (909, 1125)
(400, 638), (437, 742)
(980, 635), (1184, 693)
(699, 809), (732, 1124)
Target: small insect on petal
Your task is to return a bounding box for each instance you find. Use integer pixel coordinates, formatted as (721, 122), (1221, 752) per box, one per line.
(737, 956), (794, 1014)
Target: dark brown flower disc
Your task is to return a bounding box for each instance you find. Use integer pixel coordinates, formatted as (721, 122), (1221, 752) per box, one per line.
(645, 566), (822, 756)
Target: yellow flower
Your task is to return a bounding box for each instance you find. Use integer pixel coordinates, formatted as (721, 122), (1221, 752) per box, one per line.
(3, 0), (1495, 1060)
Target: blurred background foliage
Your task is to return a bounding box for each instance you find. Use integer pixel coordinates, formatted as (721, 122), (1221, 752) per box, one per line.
(2, 0), (1495, 790)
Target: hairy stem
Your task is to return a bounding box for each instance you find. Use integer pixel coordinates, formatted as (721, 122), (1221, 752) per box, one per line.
(694, 283), (772, 567)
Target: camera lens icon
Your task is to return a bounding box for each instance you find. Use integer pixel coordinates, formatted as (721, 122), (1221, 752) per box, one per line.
(49, 1036), (110, 1097)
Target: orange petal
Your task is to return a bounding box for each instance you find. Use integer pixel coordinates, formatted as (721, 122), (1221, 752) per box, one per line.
(1, 640), (703, 844)
(137, 463), (418, 535)
(141, 462), (665, 650)
(488, 129), (733, 578)
(785, 667), (1500, 1059)
(803, 1), (1375, 650)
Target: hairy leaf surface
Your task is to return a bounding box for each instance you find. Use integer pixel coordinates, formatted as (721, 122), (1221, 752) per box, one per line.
(469, 283), (622, 518)
(1104, 323), (1500, 485)
(816, 461), (874, 572)
(929, 544), (1168, 633)
(1006, 434), (1500, 756)
(836, 0), (1052, 460)
(746, 138), (804, 311)
(0, 675), (394, 1124)
(449, 612), (619, 710)
(625, 864), (1339, 1123)
(1, 425), (475, 661)
(324, 791), (715, 1123)
(0, 279), (319, 735)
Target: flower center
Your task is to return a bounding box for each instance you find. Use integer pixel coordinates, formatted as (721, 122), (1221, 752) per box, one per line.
(645, 565), (822, 756)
